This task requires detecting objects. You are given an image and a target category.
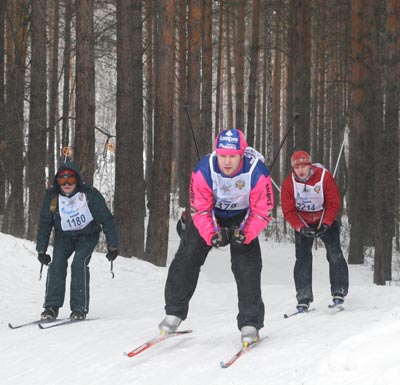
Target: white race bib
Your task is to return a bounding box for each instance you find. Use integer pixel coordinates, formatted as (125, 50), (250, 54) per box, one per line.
(59, 193), (94, 231)
(293, 168), (326, 212)
(210, 152), (258, 211)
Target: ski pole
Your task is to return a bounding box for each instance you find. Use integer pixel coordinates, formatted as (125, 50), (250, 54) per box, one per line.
(269, 112), (300, 172)
(183, 105), (201, 161)
(110, 261), (115, 279)
(317, 128), (347, 229)
(271, 177), (281, 192)
(39, 263), (44, 281)
(332, 127), (347, 178)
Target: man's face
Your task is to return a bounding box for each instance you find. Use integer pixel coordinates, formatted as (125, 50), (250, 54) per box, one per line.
(217, 154), (242, 176)
(293, 164), (311, 179)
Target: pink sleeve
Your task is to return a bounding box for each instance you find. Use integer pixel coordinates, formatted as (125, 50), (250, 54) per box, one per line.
(242, 174), (274, 244)
(190, 170), (216, 246)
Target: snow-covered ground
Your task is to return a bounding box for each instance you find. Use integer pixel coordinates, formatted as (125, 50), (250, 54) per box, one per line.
(1, 228), (400, 385)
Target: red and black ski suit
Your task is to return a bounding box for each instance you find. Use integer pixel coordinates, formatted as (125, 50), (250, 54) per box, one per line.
(281, 164), (349, 305)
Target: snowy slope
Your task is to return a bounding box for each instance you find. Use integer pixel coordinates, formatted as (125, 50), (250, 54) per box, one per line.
(1, 230), (400, 385)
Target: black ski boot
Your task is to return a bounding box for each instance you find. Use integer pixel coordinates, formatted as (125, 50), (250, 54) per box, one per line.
(332, 293), (344, 305)
(70, 310), (86, 320)
(296, 303), (310, 313)
(41, 306), (59, 320)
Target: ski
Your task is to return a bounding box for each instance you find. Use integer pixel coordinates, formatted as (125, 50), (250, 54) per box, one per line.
(8, 319), (66, 329)
(220, 338), (265, 368)
(38, 317), (99, 329)
(124, 330), (193, 358)
(283, 308), (316, 319)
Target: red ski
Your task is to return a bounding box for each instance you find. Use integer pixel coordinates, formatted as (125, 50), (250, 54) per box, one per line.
(220, 337), (266, 368)
(124, 330), (193, 358)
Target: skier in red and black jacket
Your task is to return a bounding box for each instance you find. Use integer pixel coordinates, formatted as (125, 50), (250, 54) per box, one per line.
(281, 150), (348, 312)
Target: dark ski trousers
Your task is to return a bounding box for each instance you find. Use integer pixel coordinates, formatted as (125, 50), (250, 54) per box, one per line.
(294, 220), (349, 304)
(44, 232), (99, 313)
(164, 218), (265, 331)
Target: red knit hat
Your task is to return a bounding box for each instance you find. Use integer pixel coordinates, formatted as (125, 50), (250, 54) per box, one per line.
(291, 151), (311, 167)
(214, 129), (247, 156)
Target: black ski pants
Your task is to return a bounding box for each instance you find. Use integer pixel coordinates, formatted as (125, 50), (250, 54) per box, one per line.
(44, 232), (99, 314)
(164, 216), (265, 331)
(294, 220), (349, 304)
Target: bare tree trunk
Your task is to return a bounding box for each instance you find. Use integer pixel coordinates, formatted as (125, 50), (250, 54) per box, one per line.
(271, 3), (282, 185)
(316, 0), (327, 163)
(74, 0), (95, 183)
(182, 0), (201, 217)
(292, 0), (311, 151)
(226, 10), (233, 128)
(348, 0), (373, 264)
(145, 0), (175, 266)
(2, 0), (29, 237)
(0, 0), (6, 215)
(234, 0), (246, 130)
(130, 0), (145, 258)
(200, 0), (212, 152)
(47, 0), (60, 175)
(260, 15), (267, 156)
(27, 0), (47, 240)
(115, 0), (145, 259)
(144, 0), (154, 204)
(61, 0), (72, 150)
(246, 0), (260, 147)
(284, 2), (296, 176)
(187, 0), (201, 158)
(214, 0), (224, 136)
(177, 0), (187, 207)
(374, 0), (400, 284)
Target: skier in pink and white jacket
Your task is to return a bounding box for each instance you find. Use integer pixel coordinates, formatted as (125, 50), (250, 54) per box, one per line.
(159, 129), (274, 346)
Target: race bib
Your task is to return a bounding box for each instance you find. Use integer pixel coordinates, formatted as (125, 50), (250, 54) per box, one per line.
(210, 152), (258, 211)
(59, 193), (94, 231)
(293, 168), (326, 212)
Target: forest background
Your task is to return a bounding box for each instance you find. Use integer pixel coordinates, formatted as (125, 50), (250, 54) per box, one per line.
(0, 0), (399, 285)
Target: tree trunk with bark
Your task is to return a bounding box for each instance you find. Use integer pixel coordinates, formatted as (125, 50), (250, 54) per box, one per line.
(0, 0), (6, 215)
(47, 0), (60, 176)
(2, 0), (29, 237)
(145, 0), (175, 266)
(27, 0), (47, 240)
(246, 0), (260, 147)
(115, 0), (145, 259)
(61, 0), (72, 150)
(74, 0), (95, 184)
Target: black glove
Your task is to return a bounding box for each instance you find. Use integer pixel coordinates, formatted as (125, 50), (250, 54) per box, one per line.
(38, 252), (51, 265)
(316, 223), (330, 238)
(211, 227), (230, 248)
(300, 226), (316, 238)
(106, 248), (118, 261)
(231, 229), (246, 245)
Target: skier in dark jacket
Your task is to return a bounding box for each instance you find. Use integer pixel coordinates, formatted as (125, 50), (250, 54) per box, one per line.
(36, 161), (118, 321)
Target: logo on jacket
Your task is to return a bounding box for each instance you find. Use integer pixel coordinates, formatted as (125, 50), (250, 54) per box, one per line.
(235, 180), (245, 190)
